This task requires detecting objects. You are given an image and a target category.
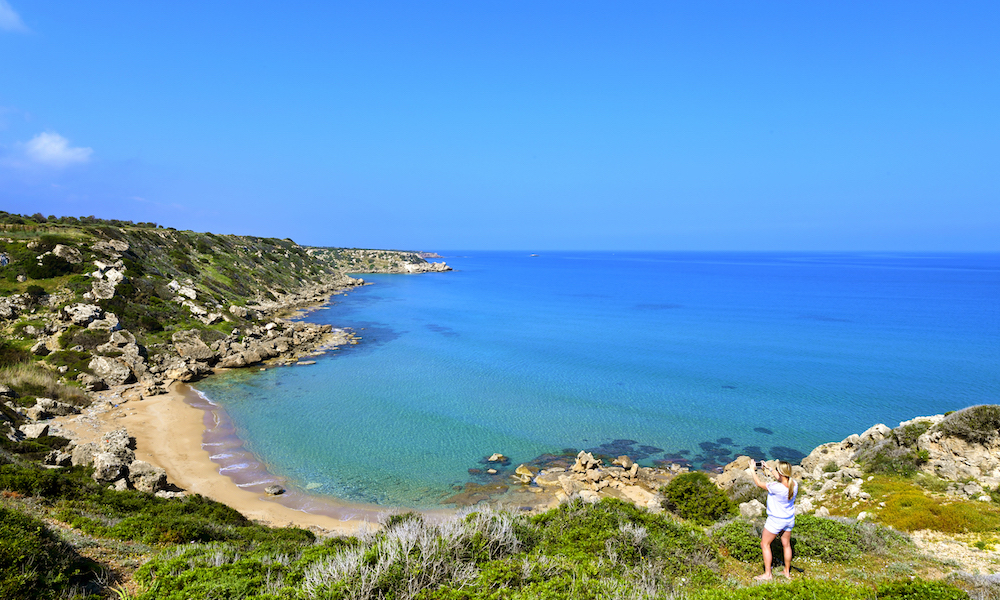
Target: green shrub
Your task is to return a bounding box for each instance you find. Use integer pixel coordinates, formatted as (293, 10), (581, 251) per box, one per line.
(691, 579), (873, 600)
(894, 421), (932, 447)
(44, 350), (94, 379)
(661, 472), (736, 525)
(935, 405), (1000, 445)
(727, 475), (766, 505)
(530, 498), (719, 579)
(24, 253), (80, 280)
(790, 514), (908, 562)
(712, 520), (761, 562)
(876, 578), (970, 600)
(857, 440), (926, 477)
(0, 505), (100, 600)
(58, 326), (111, 351)
(0, 340), (29, 368)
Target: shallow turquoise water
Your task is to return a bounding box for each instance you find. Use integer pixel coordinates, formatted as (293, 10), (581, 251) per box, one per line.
(194, 252), (1000, 507)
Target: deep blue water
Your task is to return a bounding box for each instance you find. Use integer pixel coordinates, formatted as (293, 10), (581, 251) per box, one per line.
(194, 252), (1000, 508)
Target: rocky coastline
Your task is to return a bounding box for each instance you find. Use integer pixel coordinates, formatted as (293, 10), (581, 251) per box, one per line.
(442, 406), (1000, 517)
(6, 277), (372, 497)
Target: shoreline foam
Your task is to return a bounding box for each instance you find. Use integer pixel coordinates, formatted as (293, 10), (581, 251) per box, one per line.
(56, 381), (389, 534)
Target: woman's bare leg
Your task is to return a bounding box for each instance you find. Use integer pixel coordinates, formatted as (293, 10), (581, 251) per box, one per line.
(780, 530), (793, 577)
(756, 529), (777, 580)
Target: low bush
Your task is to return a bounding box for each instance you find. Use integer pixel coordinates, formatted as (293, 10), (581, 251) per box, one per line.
(689, 578), (970, 600)
(935, 404), (1000, 445)
(726, 475), (766, 506)
(794, 514), (910, 561)
(0, 435), (70, 462)
(44, 350), (95, 381)
(661, 472), (736, 525)
(531, 498), (720, 582)
(24, 253), (82, 280)
(0, 340), (29, 368)
(712, 519), (762, 562)
(58, 326), (111, 351)
(856, 440), (927, 477)
(876, 578), (970, 600)
(893, 421), (932, 447)
(0, 505), (100, 599)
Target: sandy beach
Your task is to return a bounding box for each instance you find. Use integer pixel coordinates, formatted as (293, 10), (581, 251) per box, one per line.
(56, 381), (389, 535)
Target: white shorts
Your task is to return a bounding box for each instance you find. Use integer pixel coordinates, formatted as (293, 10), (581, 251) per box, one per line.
(764, 515), (794, 535)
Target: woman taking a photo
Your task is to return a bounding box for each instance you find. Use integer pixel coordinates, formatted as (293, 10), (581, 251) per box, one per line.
(748, 459), (797, 580)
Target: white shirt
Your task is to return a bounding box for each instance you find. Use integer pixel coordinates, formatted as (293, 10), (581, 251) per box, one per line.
(766, 480), (797, 519)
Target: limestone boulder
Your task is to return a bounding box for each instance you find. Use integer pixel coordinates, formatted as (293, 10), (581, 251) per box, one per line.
(92, 452), (126, 483)
(71, 442), (98, 467)
(44, 449), (73, 467)
(800, 436), (861, 473)
(128, 460), (167, 493)
(99, 428), (136, 463)
(613, 455), (634, 470)
(92, 239), (130, 255)
(78, 373), (108, 391)
(52, 244), (83, 264)
(740, 499), (765, 518)
(858, 423), (892, 445)
(0, 297), (19, 320)
(62, 303), (104, 326)
(97, 330), (137, 351)
(572, 451), (601, 473)
(558, 474), (585, 496)
(199, 312), (224, 325)
(514, 464), (538, 484)
(91, 279), (118, 300)
(172, 330), (216, 362)
(19, 423), (50, 438)
(217, 352), (251, 368)
(30, 341), (50, 356)
(619, 485), (659, 510)
(87, 312), (121, 331)
(918, 427), (1000, 487)
(534, 469), (565, 488)
(796, 497), (816, 515)
(26, 398), (80, 420)
(164, 360), (211, 382)
(89, 356), (135, 386)
(717, 456), (755, 491)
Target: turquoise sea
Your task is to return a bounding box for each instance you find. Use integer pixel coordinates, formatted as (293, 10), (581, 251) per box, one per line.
(194, 252), (999, 509)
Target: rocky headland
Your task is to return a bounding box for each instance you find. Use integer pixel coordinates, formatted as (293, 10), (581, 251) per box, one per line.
(0, 214), (451, 500)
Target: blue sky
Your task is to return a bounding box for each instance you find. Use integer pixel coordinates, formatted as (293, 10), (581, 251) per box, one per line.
(1, 2), (998, 251)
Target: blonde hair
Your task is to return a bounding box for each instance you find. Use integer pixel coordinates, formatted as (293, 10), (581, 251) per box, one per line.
(776, 460), (796, 500)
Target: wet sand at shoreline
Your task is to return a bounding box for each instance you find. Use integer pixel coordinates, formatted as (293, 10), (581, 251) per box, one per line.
(56, 382), (398, 535)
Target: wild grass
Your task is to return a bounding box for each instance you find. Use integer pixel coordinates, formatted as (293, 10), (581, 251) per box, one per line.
(864, 475), (1000, 533)
(0, 362), (89, 406)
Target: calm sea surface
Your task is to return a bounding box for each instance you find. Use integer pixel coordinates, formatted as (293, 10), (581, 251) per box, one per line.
(194, 252), (1000, 508)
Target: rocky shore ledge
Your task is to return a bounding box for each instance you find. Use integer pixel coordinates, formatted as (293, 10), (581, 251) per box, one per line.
(449, 406), (1000, 518)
